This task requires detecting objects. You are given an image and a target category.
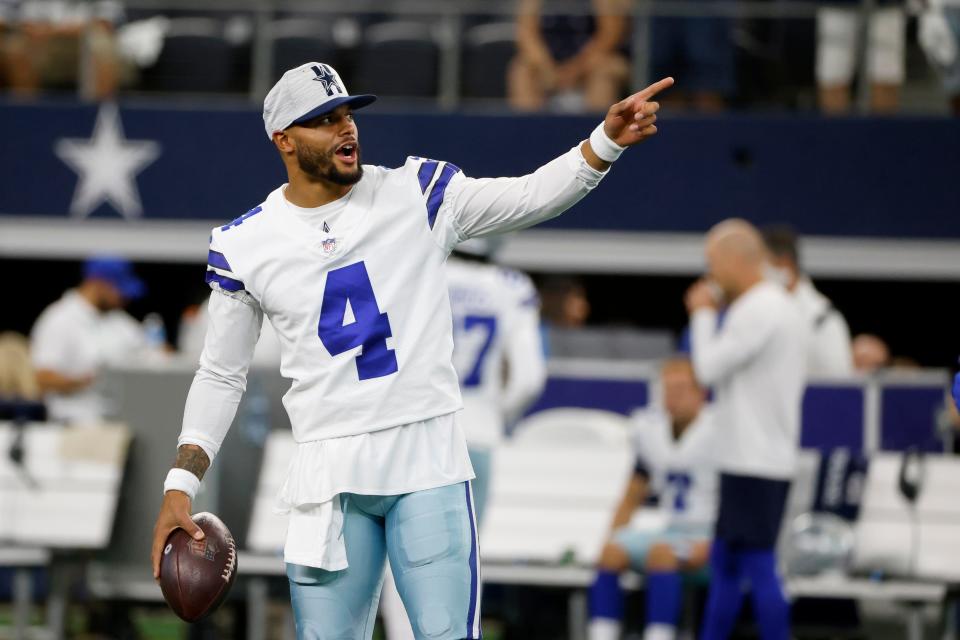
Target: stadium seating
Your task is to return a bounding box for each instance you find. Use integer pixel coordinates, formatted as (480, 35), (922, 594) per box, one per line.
(352, 21), (440, 98)
(0, 421), (131, 638)
(142, 18), (237, 93)
(268, 19), (340, 84)
(853, 452), (960, 582)
(482, 409), (633, 565)
(460, 21), (516, 100)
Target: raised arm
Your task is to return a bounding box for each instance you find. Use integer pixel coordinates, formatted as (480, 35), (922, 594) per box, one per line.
(151, 288), (262, 578)
(436, 78), (674, 244)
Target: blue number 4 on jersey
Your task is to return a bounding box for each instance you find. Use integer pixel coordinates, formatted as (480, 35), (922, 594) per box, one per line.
(318, 261), (399, 380)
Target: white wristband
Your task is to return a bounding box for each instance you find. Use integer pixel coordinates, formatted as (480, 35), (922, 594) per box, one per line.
(164, 468), (200, 501)
(589, 123), (626, 163)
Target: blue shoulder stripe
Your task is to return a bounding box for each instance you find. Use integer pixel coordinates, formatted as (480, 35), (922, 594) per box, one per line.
(205, 270), (245, 292)
(221, 206), (263, 231)
(208, 250), (232, 272)
(426, 163), (460, 229)
(417, 160), (439, 194)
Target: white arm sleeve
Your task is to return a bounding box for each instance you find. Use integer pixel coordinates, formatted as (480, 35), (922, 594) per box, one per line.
(434, 145), (606, 250)
(178, 289), (263, 463)
(501, 298), (547, 423)
(690, 302), (778, 386)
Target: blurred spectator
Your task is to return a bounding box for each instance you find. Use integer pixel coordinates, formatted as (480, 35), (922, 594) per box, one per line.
(509, 0), (630, 112)
(816, 2), (906, 113)
(0, 332), (39, 400)
(30, 256), (146, 425)
(540, 275), (590, 328)
(919, 0), (960, 115)
(686, 219), (804, 640)
(587, 357), (717, 640)
(538, 275), (590, 356)
(852, 333), (891, 372)
(2, 0), (125, 99)
(650, 5), (734, 111)
(763, 225), (853, 377)
(0, 0), (14, 87)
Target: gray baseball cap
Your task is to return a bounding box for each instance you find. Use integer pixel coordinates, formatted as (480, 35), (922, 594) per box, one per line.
(262, 62), (376, 139)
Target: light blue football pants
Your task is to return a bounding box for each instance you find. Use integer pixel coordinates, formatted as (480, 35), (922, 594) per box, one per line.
(287, 482), (482, 640)
(466, 448), (491, 525)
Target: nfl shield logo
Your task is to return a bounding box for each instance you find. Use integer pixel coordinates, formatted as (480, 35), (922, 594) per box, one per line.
(322, 237), (338, 254)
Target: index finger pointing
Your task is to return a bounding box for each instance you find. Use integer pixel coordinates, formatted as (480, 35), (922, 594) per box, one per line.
(634, 76), (675, 102)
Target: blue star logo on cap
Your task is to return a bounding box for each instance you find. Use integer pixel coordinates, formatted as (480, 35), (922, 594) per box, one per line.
(311, 64), (343, 97)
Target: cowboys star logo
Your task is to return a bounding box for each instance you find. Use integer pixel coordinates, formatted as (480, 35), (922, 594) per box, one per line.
(311, 64), (344, 97)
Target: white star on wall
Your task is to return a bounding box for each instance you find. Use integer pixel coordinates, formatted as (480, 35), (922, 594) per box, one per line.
(55, 103), (161, 219)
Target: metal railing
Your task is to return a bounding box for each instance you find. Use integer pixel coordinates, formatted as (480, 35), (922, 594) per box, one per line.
(28, 0), (934, 112)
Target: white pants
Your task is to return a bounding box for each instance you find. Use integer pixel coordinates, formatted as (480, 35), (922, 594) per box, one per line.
(816, 6), (906, 85)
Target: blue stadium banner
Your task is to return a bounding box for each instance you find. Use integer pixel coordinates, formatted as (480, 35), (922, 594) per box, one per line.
(1, 100), (958, 237)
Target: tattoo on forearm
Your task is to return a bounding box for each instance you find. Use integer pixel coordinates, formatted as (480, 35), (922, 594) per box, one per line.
(174, 445), (210, 481)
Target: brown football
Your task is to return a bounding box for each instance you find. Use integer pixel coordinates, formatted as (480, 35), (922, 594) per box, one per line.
(159, 512), (238, 622)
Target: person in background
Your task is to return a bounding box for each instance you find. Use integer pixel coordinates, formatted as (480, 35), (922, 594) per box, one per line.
(816, 0), (906, 113)
(2, 0), (124, 99)
(919, 0), (960, 115)
(763, 225), (853, 377)
(540, 275), (591, 329)
(0, 332), (39, 401)
(538, 275), (591, 357)
(951, 363), (960, 419)
(509, 0), (630, 112)
(686, 219), (806, 640)
(0, 0), (16, 88)
(380, 237), (548, 640)
(852, 333), (891, 373)
(30, 256), (146, 425)
(649, 0), (734, 111)
(588, 357), (717, 640)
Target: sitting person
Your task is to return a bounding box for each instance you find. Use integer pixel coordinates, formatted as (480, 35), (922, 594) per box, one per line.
(588, 356), (718, 640)
(509, 0), (630, 112)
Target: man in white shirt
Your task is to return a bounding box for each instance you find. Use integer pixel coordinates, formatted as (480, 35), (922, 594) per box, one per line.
(685, 219), (806, 640)
(763, 225), (853, 377)
(587, 357), (718, 640)
(30, 256), (146, 425)
(150, 61), (674, 640)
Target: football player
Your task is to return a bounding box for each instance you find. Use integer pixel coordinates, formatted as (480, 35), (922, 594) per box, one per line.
(151, 62), (672, 640)
(588, 357), (718, 640)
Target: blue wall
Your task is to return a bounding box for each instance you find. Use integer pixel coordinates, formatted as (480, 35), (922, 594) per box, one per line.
(1, 100), (958, 237)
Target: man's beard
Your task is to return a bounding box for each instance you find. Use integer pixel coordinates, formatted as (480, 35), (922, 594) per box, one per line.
(296, 142), (363, 186)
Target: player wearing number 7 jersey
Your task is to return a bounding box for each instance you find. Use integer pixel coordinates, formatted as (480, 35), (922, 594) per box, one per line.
(587, 358), (718, 640)
(151, 61), (673, 640)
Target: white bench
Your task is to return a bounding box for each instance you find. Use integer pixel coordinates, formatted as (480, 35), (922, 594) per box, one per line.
(241, 423), (960, 640)
(778, 452), (960, 640)
(0, 421), (130, 639)
(853, 452), (960, 582)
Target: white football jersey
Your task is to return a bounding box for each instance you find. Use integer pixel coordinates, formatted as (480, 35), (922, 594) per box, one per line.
(184, 147), (605, 448)
(631, 408), (719, 529)
(446, 258), (546, 448)
(204, 159), (466, 443)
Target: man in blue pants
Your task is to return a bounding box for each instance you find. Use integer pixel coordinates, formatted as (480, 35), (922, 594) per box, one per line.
(685, 219), (807, 639)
